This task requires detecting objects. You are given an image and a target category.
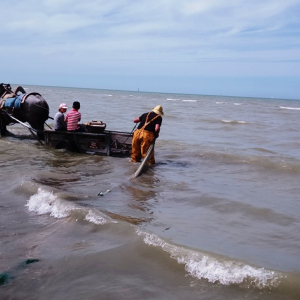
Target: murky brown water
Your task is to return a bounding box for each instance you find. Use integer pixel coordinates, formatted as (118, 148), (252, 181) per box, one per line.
(1, 85), (300, 299)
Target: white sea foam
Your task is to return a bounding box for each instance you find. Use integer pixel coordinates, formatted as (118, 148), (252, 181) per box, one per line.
(84, 210), (113, 225)
(216, 102), (226, 104)
(167, 98), (198, 102)
(26, 188), (74, 218)
(222, 119), (247, 124)
(185, 256), (278, 288)
(26, 188), (114, 225)
(279, 106), (300, 110)
(234, 103), (242, 105)
(137, 230), (281, 288)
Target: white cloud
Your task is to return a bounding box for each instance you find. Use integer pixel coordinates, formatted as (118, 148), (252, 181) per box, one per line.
(2, 0), (299, 42)
(6, 12), (98, 34)
(1, 0), (300, 97)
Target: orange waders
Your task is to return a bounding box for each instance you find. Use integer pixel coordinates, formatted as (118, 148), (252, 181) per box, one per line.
(131, 113), (160, 165)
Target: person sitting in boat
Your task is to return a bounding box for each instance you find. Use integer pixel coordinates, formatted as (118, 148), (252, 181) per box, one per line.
(54, 103), (68, 131)
(65, 101), (85, 132)
(131, 105), (163, 165)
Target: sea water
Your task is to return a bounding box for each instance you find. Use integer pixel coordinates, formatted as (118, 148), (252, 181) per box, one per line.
(0, 85), (300, 299)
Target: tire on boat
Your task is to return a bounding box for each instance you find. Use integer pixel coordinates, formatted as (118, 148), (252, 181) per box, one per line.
(55, 140), (78, 152)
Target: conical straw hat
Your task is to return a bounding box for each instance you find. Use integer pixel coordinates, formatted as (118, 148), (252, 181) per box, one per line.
(152, 105), (164, 116)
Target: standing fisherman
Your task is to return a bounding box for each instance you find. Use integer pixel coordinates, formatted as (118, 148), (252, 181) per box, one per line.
(131, 105), (164, 165)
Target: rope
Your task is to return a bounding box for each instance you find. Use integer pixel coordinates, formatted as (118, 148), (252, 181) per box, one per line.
(2, 110), (44, 145)
(44, 122), (52, 129)
(30, 102), (52, 120)
(31, 103), (50, 112)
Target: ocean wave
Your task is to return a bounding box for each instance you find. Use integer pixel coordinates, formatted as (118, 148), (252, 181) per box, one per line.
(25, 188), (113, 225)
(279, 106), (300, 110)
(84, 210), (110, 225)
(222, 119), (247, 124)
(26, 188), (72, 218)
(137, 230), (282, 288)
(166, 99), (198, 102)
(199, 118), (247, 125)
(197, 150), (300, 174)
(252, 147), (276, 154)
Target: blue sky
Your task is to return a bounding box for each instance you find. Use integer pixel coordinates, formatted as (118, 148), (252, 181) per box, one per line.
(1, 0), (300, 99)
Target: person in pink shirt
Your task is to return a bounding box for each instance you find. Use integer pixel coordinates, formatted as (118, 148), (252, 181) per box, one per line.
(65, 101), (85, 132)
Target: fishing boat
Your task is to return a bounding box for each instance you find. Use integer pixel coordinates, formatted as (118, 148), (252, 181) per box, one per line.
(44, 124), (132, 156)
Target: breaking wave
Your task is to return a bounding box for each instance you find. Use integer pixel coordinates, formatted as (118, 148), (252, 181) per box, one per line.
(26, 188), (72, 218)
(84, 210), (109, 225)
(279, 106), (300, 110)
(25, 188), (114, 225)
(137, 230), (282, 288)
(167, 98), (198, 102)
(222, 119), (247, 124)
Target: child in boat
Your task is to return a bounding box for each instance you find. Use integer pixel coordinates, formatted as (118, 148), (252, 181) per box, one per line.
(65, 101), (85, 132)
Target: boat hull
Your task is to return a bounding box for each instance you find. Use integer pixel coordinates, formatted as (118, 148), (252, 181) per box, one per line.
(44, 129), (132, 156)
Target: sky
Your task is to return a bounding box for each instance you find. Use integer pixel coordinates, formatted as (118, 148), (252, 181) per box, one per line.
(1, 0), (300, 99)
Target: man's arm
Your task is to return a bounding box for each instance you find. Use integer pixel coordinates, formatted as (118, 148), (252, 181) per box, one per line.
(133, 117), (140, 123)
(155, 124), (160, 138)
